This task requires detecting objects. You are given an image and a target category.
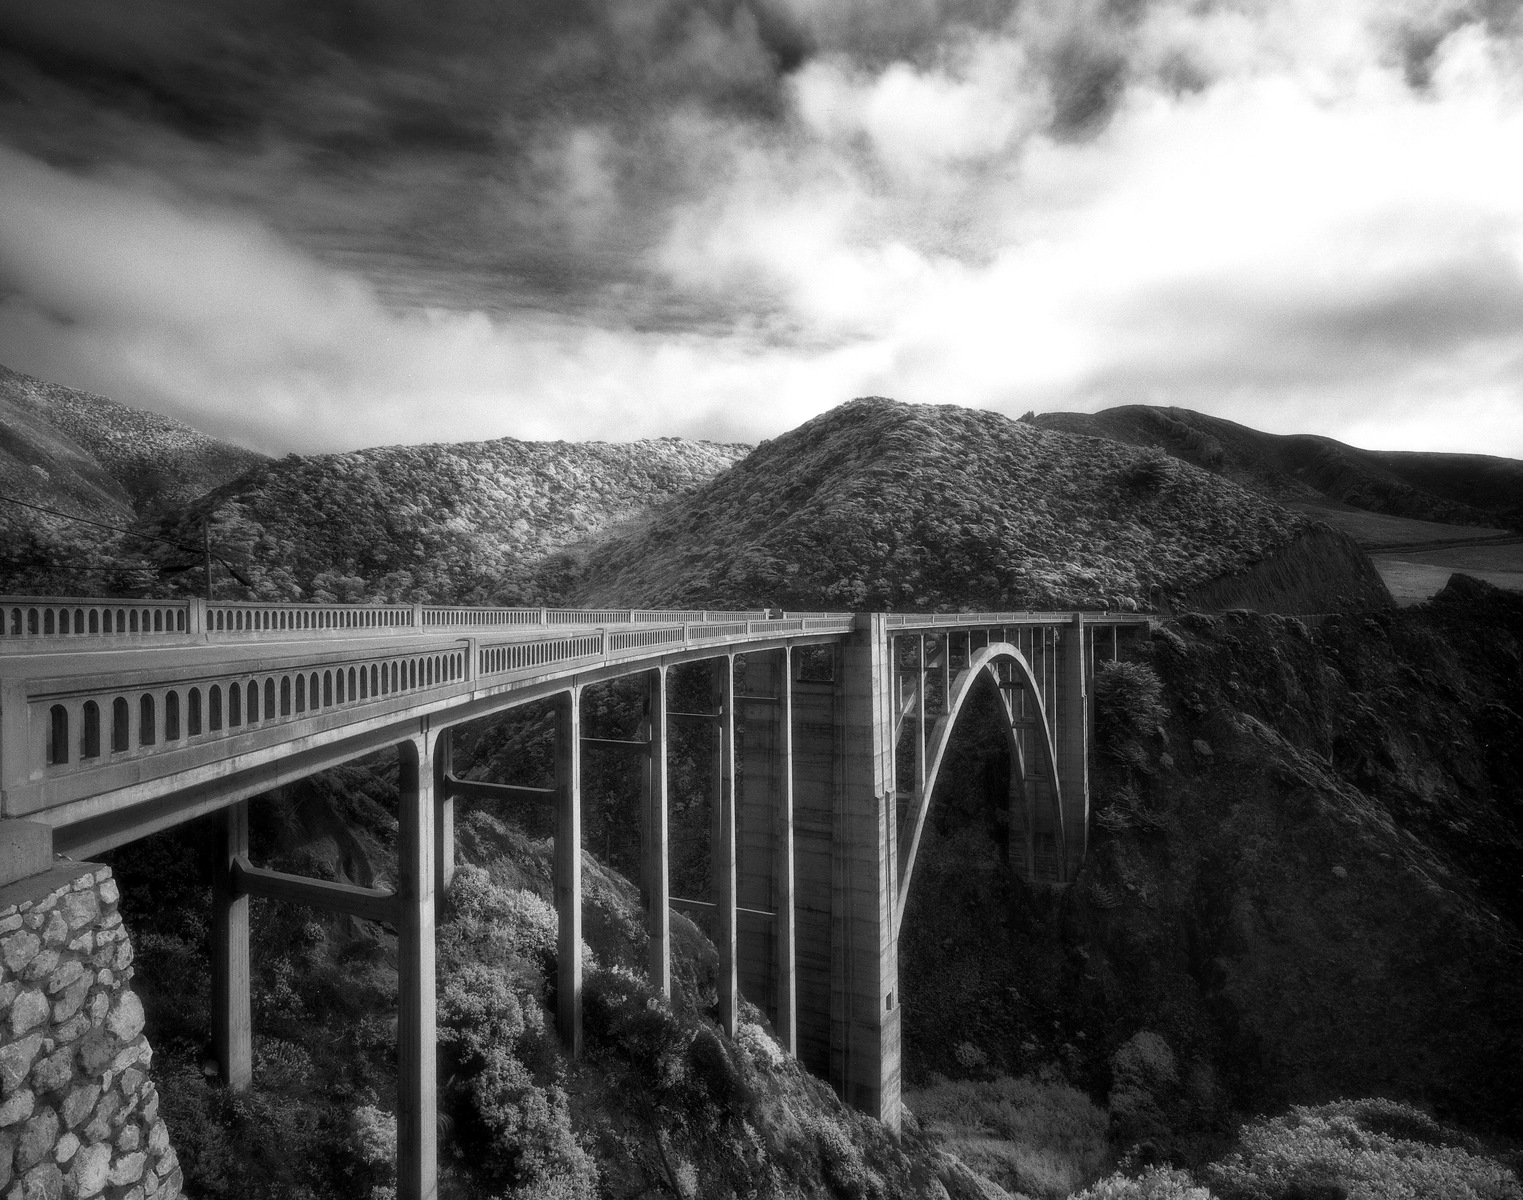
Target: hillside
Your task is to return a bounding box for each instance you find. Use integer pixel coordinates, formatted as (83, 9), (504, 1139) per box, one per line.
(1030, 405), (1523, 531)
(146, 435), (751, 603)
(0, 363), (268, 594)
(900, 577), (1523, 1192)
(0, 363), (265, 515)
(572, 397), (1390, 613)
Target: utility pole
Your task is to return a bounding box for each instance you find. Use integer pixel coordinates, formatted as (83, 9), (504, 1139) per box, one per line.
(203, 516), (214, 601)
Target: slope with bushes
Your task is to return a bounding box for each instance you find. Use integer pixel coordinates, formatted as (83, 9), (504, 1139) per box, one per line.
(0, 362), (265, 516)
(898, 575), (1523, 1181)
(572, 398), (1358, 613)
(143, 435), (749, 604)
(106, 777), (1007, 1200)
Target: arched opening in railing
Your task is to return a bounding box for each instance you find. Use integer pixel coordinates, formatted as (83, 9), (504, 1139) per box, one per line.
(82, 702), (100, 759)
(111, 698), (130, 753)
(47, 705), (68, 765)
(140, 694), (156, 746)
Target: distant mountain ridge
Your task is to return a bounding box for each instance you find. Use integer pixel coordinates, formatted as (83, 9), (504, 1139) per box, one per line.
(1029, 405), (1523, 531)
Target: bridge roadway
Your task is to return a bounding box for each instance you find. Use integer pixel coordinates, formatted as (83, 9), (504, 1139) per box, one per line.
(0, 596), (1150, 1200)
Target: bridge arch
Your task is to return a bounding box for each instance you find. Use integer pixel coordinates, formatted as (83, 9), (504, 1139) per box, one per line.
(895, 641), (1064, 932)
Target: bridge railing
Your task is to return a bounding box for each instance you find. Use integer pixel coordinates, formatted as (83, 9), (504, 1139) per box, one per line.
(884, 610), (1152, 628)
(3, 612), (855, 810)
(0, 596), (777, 648)
(1, 598), (194, 641)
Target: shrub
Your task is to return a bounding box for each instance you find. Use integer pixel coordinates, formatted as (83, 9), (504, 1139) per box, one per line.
(1110, 1031), (1180, 1146)
(1095, 661), (1168, 756)
(468, 1045), (599, 1199)
(1205, 1099), (1523, 1200)
(1075, 1165), (1215, 1199)
(1113, 1032), (1179, 1094)
(1122, 452), (1175, 493)
(735, 1021), (786, 1072)
(439, 961), (526, 1054)
(906, 1073), (1110, 1199)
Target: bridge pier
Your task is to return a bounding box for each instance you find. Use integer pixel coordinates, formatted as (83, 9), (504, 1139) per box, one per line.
(397, 732), (439, 1200)
(211, 800), (251, 1090)
(736, 648), (797, 1051)
(833, 614), (900, 1130)
(714, 655), (739, 1037)
(641, 667), (671, 999)
(555, 689), (583, 1057)
(1057, 615), (1089, 880)
(434, 732), (455, 896)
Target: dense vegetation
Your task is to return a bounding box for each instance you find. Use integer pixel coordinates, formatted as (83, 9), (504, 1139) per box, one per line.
(141, 435), (747, 604)
(575, 399), (1338, 613)
(897, 575), (1523, 1195)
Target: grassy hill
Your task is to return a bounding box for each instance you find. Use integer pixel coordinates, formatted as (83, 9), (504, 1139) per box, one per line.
(572, 397), (1389, 613)
(145, 435), (750, 603)
(0, 363), (265, 516)
(0, 363), (266, 594)
(1030, 405), (1523, 531)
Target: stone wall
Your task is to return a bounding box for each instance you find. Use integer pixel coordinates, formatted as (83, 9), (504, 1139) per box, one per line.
(0, 861), (179, 1200)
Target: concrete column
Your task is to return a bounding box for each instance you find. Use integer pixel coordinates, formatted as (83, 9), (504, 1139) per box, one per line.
(939, 634), (950, 714)
(715, 654), (739, 1037)
(831, 615), (901, 1131)
(1057, 614), (1089, 880)
(791, 653), (837, 1079)
(777, 646), (797, 1056)
(737, 652), (777, 1024)
(555, 689), (583, 1055)
(211, 800), (251, 1091)
(434, 731), (454, 897)
(397, 733), (438, 1200)
(916, 636), (927, 802)
(641, 667), (671, 999)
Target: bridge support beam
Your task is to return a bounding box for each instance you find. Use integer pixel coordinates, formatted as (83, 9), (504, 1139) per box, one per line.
(714, 655), (739, 1038)
(1057, 615), (1089, 880)
(211, 800), (251, 1091)
(736, 648), (796, 1052)
(641, 667), (670, 999)
(832, 614), (900, 1131)
(397, 733), (438, 1200)
(434, 731), (454, 897)
(555, 689), (583, 1056)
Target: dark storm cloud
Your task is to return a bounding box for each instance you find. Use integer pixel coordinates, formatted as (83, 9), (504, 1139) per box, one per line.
(4, 0), (1523, 457)
(0, 0), (822, 326)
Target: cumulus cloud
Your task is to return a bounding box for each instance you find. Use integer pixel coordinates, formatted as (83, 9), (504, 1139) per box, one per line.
(1, 0), (1522, 455)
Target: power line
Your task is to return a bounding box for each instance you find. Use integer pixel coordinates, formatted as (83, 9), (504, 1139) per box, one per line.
(0, 494), (250, 582)
(0, 493), (201, 552)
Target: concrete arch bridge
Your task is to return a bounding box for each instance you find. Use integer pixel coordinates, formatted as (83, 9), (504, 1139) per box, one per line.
(0, 597), (1149, 1200)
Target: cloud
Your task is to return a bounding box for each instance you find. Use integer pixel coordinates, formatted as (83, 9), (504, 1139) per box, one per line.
(1, 0), (1522, 457)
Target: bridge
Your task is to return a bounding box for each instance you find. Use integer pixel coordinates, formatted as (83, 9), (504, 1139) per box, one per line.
(0, 596), (1150, 1200)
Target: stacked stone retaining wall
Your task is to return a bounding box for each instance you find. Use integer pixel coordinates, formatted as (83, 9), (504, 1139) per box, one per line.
(0, 862), (179, 1200)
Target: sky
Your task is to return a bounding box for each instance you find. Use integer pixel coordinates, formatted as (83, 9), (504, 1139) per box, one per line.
(1, 0), (1522, 458)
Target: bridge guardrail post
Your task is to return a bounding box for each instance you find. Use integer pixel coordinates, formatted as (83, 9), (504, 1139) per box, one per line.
(188, 598), (207, 637)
